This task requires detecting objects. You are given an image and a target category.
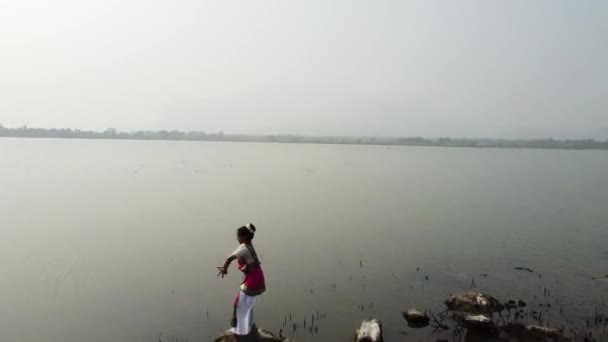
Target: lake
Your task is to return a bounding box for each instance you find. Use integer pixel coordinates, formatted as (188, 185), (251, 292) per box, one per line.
(1, 138), (607, 341)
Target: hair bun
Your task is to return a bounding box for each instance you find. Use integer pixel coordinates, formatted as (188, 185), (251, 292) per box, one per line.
(248, 223), (256, 232)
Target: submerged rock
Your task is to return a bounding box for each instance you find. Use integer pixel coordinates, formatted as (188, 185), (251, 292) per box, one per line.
(445, 292), (504, 314)
(501, 323), (567, 342)
(401, 309), (430, 328)
(355, 319), (383, 342)
(214, 328), (295, 342)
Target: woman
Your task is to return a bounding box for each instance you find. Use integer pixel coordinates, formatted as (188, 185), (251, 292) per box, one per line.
(217, 223), (266, 335)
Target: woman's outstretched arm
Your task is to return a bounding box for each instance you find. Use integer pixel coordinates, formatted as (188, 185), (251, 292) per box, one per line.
(217, 255), (237, 278)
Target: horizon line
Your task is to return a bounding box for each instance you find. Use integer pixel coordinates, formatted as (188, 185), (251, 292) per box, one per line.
(1, 124), (607, 142)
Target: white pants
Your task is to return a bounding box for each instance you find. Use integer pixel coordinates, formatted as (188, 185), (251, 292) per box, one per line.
(233, 291), (258, 335)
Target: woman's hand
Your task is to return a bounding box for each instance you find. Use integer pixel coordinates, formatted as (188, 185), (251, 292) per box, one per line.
(217, 256), (236, 278)
(217, 266), (228, 278)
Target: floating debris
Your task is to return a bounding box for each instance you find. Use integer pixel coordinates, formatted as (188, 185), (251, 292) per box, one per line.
(514, 267), (534, 273)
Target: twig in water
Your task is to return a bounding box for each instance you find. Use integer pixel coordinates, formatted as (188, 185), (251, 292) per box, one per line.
(429, 311), (450, 331)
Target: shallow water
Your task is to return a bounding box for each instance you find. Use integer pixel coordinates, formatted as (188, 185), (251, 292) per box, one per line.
(1, 139), (607, 341)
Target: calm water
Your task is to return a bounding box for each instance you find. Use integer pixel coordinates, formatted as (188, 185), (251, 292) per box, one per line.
(1, 138), (607, 342)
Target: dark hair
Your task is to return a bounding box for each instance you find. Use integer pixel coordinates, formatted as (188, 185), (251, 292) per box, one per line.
(237, 223), (256, 240)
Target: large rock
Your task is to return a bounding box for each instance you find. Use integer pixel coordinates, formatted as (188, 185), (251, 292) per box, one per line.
(214, 328), (295, 342)
(401, 309), (430, 328)
(445, 292), (504, 314)
(355, 319), (383, 342)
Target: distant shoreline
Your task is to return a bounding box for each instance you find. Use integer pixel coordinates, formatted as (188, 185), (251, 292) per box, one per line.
(1, 126), (607, 150)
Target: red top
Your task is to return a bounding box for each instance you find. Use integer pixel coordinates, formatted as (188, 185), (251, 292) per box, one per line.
(232, 243), (266, 296)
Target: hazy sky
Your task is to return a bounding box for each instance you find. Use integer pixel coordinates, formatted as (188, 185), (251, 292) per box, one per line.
(1, 0), (606, 138)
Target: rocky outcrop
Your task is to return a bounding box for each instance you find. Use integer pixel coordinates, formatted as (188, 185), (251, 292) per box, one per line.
(444, 292), (567, 341)
(212, 291), (570, 342)
(355, 319), (383, 342)
(214, 328), (295, 342)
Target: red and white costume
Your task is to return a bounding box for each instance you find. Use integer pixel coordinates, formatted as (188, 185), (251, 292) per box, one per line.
(230, 243), (265, 335)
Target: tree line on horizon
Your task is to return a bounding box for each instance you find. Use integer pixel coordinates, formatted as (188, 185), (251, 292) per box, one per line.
(1, 124), (607, 150)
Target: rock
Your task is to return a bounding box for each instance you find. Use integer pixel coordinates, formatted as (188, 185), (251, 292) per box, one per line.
(402, 309), (430, 328)
(463, 315), (494, 331)
(460, 315), (499, 341)
(355, 319), (383, 342)
(445, 292), (504, 314)
(214, 328), (295, 342)
(525, 325), (565, 340)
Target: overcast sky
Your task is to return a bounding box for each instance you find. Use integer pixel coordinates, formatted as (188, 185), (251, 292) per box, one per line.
(1, 1), (606, 138)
